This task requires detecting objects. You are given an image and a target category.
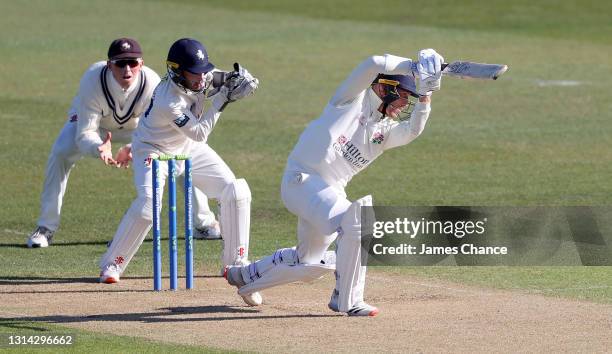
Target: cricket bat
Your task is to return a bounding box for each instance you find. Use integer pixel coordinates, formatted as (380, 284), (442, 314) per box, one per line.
(441, 61), (508, 80)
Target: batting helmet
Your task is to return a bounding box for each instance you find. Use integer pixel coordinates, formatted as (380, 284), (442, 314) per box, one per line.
(372, 74), (418, 119)
(166, 38), (215, 93)
(373, 74), (418, 98)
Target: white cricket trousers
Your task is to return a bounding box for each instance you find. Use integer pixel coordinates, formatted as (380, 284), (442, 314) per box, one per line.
(99, 141), (235, 272)
(280, 162), (352, 264)
(36, 119), (215, 233)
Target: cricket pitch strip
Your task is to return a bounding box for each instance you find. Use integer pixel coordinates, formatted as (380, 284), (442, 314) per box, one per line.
(1, 271), (611, 353)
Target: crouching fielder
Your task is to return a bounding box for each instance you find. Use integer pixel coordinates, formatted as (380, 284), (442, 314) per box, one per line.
(225, 49), (444, 316)
(99, 38), (262, 306)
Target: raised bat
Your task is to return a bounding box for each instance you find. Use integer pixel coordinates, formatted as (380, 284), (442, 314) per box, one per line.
(441, 61), (508, 80)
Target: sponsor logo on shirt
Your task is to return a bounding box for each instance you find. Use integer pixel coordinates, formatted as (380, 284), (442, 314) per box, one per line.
(69, 114), (78, 122)
(173, 114), (190, 127)
(333, 134), (370, 169)
(144, 156), (153, 167)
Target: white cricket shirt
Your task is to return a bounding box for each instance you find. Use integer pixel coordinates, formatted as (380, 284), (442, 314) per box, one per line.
(72, 61), (160, 157)
(133, 76), (227, 156)
(288, 54), (431, 189)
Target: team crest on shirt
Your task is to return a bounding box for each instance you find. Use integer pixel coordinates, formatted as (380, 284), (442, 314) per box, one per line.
(371, 132), (384, 144)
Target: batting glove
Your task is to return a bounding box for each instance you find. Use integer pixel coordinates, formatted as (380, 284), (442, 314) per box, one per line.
(415, 48), (444, 96)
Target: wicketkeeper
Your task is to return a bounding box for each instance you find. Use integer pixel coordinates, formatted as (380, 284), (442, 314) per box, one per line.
(28, 38), (221, 248)
(225, 49), (444, 316)
(100, 38), (262, 306)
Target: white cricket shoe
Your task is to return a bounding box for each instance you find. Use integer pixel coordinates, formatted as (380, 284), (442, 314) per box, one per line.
(194, 221), (222, 240)
(99, 263), (121, 284)
(26, 226), (55, 248)
(223, 265), (263, 306)
(328, 289), (379, 317)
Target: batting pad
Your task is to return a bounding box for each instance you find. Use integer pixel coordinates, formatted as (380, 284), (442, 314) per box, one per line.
(336, 195), (372, 312)
(219, 179), (251, 266)
(240, 247), (300, 283)
(99, 206), (152, 272)
(238, 263), (334, 296)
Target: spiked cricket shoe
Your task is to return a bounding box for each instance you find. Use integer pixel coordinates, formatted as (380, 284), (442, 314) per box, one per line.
(99, 263), (121, 284)
(194, 221), (222, 240)
(328, 289), (379, 317)
(27, 226), (54, 248)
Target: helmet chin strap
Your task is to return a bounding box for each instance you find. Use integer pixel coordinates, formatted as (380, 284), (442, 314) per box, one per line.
(380, 102), (389, 118)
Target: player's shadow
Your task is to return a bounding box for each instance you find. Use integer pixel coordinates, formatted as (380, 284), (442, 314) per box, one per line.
(0, 240), (110, 248)
(0, 275), (217, 293)
(0, 276), (101, 285)
(0, 237), (218, 248)
(1, 306), (339, 325)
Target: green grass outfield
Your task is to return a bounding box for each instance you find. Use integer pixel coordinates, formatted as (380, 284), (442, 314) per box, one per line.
(1, 0), (611, 348)
(0, 320), (237, 353)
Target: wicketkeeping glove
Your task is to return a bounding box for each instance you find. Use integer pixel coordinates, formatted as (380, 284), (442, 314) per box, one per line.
(224, 63), (259, 102)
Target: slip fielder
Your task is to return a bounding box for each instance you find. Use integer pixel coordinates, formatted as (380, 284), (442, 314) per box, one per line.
(28, 38), (220, 249)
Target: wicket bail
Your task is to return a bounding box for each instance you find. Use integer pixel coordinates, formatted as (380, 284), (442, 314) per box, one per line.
(152, 155), (193, 291)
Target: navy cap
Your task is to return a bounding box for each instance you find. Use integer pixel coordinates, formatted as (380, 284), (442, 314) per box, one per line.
(374, 74), (418, 97)
(108, 38), (142, 60)
(167, 38), (215, 74)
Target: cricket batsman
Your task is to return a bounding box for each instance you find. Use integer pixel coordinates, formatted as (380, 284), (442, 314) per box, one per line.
(28, 38), (220, 248)
(100, 38), (262, 306)
(225, 49), (444, 316)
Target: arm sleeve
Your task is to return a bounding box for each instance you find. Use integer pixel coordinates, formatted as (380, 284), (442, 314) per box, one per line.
(330, 54), (415, 107)
(168, 94), (228, 143)
(383, 102), (431, 150)
(75, 76), (104, 157)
